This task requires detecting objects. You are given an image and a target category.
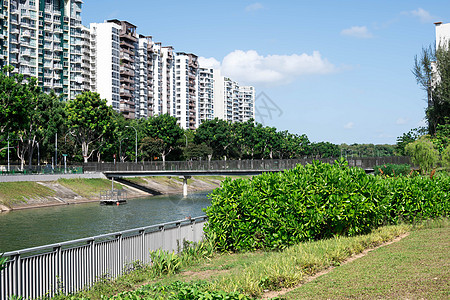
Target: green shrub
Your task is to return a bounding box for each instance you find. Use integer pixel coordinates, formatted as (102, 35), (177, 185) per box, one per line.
(204, 159), (450, 252)
(374, 163), (411, 177)
(110, 281), (253, 300)
(405, 136), (440, 173)
(443, 145), (450, 168)
(149, 249), (181, 276)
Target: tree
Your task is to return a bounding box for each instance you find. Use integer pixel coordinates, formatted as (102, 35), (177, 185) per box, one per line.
(183, 143), (213, 160)
(65, 92), (114, 163)
(405, 136), (439, 174)
(195, 118), (234, 160)
(139, 137), (164, 161)
(17, 91), (64, 169)
(142, 114), (183, 163)
(311, 142), (339, 158)
(413, 43), (450, 134)
(396, 127), (427, 156)
(0, 66), (33, 135)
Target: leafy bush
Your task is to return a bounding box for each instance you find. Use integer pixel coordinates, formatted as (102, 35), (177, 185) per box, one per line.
(149, 249), (181, 276)
(374, 163), (411, 177)
(443, 145), (450, 168)
(405, 136), (440, 173)
(204, 159), (450, 252)
(110, 281), (253, 300)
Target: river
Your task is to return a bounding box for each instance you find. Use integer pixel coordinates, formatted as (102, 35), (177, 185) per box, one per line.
(0, 191), (211, 253)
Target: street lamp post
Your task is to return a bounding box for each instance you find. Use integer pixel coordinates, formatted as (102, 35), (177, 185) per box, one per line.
(125, 126), (137, 163)
(119, 137), (128, 163)
(7, 135), (10, 172)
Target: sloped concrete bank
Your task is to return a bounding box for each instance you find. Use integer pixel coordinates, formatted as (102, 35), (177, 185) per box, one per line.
(0, 176), (224, 212)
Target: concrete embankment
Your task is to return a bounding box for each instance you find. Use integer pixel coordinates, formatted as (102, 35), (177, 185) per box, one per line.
(0, 175), (225, 212)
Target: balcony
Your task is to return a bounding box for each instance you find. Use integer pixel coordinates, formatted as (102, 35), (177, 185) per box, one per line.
(120, 40), (135, 50)
(21, 31), (31, 38)
(120, 90), (132, 98)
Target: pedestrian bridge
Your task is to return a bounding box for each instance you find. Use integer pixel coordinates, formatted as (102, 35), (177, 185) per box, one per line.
(88, 157), (410, 196)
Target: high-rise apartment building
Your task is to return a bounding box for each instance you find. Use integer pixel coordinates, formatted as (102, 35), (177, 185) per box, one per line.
(109, 19), (139, 119)
(137, 35), (153, 119)
(161, 46), (174, 116)
(213, 70), (241, 123)
(239, 86), (255, 122)
(0, 1), (255, 127)
(0, 0), (84, 100)
(435, 22), (450, 49)
(210, 69), (256, 124)
(197, 67), (215, 125)
(174, 52), (198, 129)
(89, 21), (121, 111)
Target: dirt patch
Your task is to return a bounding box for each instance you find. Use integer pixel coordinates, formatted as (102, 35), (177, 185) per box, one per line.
(261, 233), (410, 299)
(179, 269), (231, 281)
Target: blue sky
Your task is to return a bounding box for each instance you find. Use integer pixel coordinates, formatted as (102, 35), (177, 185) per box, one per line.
(82, 0), (448, 145)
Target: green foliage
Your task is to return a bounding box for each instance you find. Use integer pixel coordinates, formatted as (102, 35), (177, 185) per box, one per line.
(195, 118), (235, 160)
(443, 145), (450, 168)
(340, 143), (397, 158)
(413, 43), (450, 134)
(0, 253), (7, 271)
(204, 159), (450, 252)
(0, 66), (34, 135)
(405, 136), (440, 173)
(182, 143), (212, 161)
(65, 92), (115, 162)
(110, 281), (253, 300)
(149, 249), (182, 276)
(431, 122), (450, 153)
(140, 114), (184, 162)
(310, 142), (340, 158)
(178, 238), (215, 265)
(374, 163), (411, 177)
(396, 127), (427, 156)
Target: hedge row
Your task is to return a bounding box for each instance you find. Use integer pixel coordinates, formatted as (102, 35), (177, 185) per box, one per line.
(204, 159), (449, 252)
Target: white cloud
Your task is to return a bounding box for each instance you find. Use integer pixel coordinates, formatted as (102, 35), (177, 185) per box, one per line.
(198, 57), (221, 69)
(396, 117), (408, 125)
(340, 26), (373, 39)
(200, 50), (335, 86)
(344, 122), (354, 129)
(403, 8), (435, 23)
(245, 3), (264, 12)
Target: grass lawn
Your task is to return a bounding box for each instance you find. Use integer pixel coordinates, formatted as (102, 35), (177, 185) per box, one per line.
(284, 224), (450, 299)
(57, 178), (122, 198)
(0, 182), (55, 206)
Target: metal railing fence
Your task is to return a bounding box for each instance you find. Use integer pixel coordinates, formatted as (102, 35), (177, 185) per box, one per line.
(0, 216), (207, 300)
(83, 157), (411, 173)
(0, 165), (83, 175)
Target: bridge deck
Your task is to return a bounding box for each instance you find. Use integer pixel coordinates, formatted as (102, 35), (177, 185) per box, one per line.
(103, 169), (279, 178)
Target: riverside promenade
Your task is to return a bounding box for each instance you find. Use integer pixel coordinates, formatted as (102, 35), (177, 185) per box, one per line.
(0, 172), (106, 182)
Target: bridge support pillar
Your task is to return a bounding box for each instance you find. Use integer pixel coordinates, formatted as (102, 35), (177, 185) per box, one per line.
(179, 176), (191, 197)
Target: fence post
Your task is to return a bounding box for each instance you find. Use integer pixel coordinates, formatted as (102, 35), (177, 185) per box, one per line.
(139, 229), (145, 263)
(53, 246), (61, 296)
(116, 234), (123, 277)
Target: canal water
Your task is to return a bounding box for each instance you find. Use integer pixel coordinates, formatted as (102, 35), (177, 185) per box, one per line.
(0, 192), (211, 253)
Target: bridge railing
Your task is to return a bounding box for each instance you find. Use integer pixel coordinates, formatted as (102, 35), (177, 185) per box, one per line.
(83, 157), (411, 173)
(0, 216), (207, 300)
